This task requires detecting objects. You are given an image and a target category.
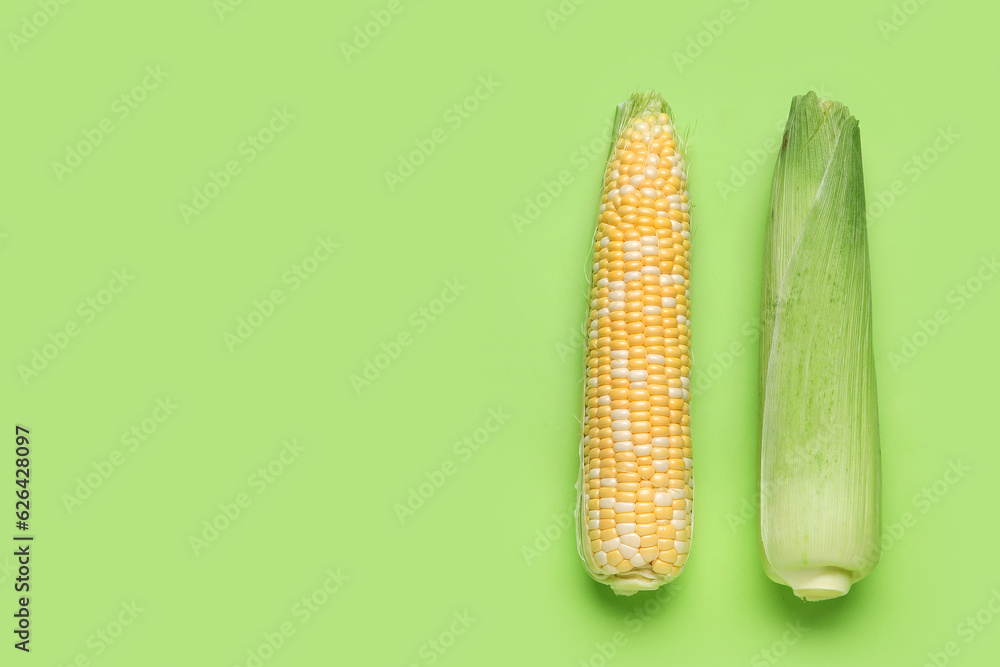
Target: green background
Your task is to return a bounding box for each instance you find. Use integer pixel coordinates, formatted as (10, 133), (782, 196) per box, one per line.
(3, 0), (999, 664)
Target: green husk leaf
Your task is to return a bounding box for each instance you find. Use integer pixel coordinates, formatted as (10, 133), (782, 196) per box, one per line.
(758, 92), (881, 601)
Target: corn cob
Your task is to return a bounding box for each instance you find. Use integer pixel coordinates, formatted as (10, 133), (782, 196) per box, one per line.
(577, 92), (692, 595)
(759, 92), (881, 600)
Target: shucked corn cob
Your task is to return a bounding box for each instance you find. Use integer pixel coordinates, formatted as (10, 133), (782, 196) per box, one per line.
(577, 92), (693, 595)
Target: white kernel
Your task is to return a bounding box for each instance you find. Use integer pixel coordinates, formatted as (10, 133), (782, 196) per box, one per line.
(610, 350), (628, 359)
(589, 509), (601, 519)
(628, 370), (648, 382)
(681, 230), (690, 240)
(609, 290), (625, 301)
(680, 203), (690, 212)
(668, 388), (684, 398)
(623, 241), (640, 251)
(610, 368), (628, 379)
(594, 551), (608, 566)
(603, 564), (618, 574)
(624, 271), (642, 281)
(630, 381), (647, 389)
(640, 185), (657, 197)
(589, 468), (600, 478)
(612, 431), (632, 442)
(629, 175), (644, 186)
(669, 488), (686, 499)
(613, 441), (633, 452)
(624, 251), (642, 261)
(640, 235), (658, 245)
(619, 543), (639, 559)
(611, 420), (631, 431)
(619, 185), (635, 196)
(640, 246), (658, 256)
(671, 220), (683, 232)
(610, 409), (629, 419)
(600, 498), (615, 508)
(589, 519), (599, 530)
(633, 444), (652, 457)
(677, 315), (688, 325)
(589, 329), (597, 339)
(680, 377), (689, 389)
(651, 437), (670, 447)
(647, 354), (666, 365)
(610, 359), (627, 369)
(601, 478), (618, 487)
(646, 154), (659, 167)
(597, 277), (608, 286)
(587, 377), (597, 387)
(608, 188), (619, 200)
(675, 541), (689, 554)
(634, 121), (649, 132)
(640, 266), (660, 275)
(629, 553), (647, 567)
(599, 395), (611, 405)
(673, 509), (686, 520)
(598, 308), (609, 317)
(602, 537), (620, 552)
(652, 460), (669, 472)
(614, 502), (635, 513)
(658, 275), (672, 286)
(661, 297), (677, 308)
(672, 275), (686, 285)
(683, 457), (693, 469)
(642, 306), (661, 316)
(671, 519), (686, 530)
(609, 281), (625, 290)
(654, 492), (671, 506)
(616, 523), (636, 535)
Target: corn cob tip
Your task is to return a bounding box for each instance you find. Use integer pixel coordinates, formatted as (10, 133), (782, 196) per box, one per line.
(781, 567), (853, 602)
